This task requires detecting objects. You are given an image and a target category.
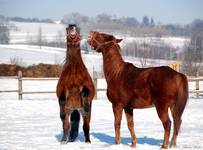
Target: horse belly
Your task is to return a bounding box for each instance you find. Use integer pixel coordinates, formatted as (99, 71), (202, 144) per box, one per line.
(131, 97), (153, 109)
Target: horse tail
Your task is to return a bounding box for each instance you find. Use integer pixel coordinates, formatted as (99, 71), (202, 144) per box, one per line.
(175, 74), (188, 118)
(69, 110), (80, 142)
(170, 74), (188, 147)
(172, 74), (188, 133)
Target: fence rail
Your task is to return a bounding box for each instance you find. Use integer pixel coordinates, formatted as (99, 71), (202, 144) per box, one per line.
(0, 71), (203, 99)
(188, 77), (203, 98)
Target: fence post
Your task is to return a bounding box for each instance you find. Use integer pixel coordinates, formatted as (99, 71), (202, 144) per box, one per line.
(18, 70), (23, 100)
(195, 72), (199, 98)
(93, 71), (98, 100)
(195, 79), (199, 98)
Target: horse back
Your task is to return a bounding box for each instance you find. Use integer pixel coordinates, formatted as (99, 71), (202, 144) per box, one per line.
(107, 64), (187, 108)
(147, 66), (188, 104)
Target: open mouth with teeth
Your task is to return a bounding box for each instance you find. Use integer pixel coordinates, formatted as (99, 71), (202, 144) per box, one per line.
(87, 32), (96, 50)
(66, 24), (81, 46)
(69, 27), (77, 39)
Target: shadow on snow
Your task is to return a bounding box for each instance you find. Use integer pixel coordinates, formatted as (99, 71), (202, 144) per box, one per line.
(91, 132), (162, 146)
(56, 132), (162, 146)
(55, 132), (85, 142)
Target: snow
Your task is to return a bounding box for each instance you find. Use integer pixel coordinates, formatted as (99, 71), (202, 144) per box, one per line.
(9, 21), (189, 49)
(10, 21), (66, 43)
(121, 36), (189, 49)
(0, 44), (104, 75)
(0, 21), (202, 149)
(0, 78), (203, 150)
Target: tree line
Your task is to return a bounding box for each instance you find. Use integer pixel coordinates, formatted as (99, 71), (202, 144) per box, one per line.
(0, 13), (203, 75)
(61, 13), (203, 37)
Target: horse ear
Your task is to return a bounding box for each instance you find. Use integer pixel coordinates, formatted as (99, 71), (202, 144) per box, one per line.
(116, 39), (122, 43)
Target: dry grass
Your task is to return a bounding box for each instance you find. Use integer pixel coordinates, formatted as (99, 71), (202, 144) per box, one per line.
(0, 63), (61, 77)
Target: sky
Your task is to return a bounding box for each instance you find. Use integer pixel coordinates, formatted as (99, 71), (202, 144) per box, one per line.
(0, 0), (203, 24)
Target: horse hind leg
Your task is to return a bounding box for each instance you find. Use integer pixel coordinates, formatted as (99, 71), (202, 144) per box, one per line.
(170, 80), (188, 148)
(69, 110), (80, 142)
(170, 104), (182, 148)
(82, 108), (91, 142)
(81, 86), (92, 142)
(155, 105), (171, 149)
(124, 107), (136, 147)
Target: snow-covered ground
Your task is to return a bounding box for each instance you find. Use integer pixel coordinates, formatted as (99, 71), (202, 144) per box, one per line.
(0, 43), (172, 76)
(0, 21), (201, 150)
(121, 36), (189, 49)
(0, 44), (104, 75)
(0, 78), (203, 150)
(10, 21), (66, 43)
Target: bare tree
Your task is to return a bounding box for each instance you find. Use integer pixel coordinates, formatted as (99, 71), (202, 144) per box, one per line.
(142, 16), (149, 27)
(181, 33), (203, 76)
(0, 22), (10, 44)
(56, 30), (65, 47)
(37, 26), (42, 48)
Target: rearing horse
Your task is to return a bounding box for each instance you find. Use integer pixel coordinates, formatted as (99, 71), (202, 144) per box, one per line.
(56, 25), (95, 143)
(87, 31), (188, 149)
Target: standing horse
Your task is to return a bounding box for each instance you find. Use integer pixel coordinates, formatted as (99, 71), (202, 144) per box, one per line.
(56, 25), (95, 143)
(87, 31), (188, 149)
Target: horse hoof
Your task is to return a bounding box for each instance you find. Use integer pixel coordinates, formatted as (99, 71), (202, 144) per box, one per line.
(130, 144), (136, 148)
(161, 145), (168, 149)
(85, 139), (91, 143)
(60, 141), (67, 145)
(131, 142), (136, 148)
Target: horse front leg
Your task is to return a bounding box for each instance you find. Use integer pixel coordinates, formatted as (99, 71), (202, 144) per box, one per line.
(58, 92), (71, 144)
(81, 86), (91, 116)
(124, 107), (136, 147)
(112, 104), (123, 145)
(82, 107), (91, 143)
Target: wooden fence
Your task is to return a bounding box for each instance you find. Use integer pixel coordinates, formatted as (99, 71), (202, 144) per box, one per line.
(188, 77), (203, 98)
(0, 71), (203, 100)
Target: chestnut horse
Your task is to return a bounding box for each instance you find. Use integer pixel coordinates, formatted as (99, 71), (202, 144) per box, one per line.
(87, 31), (188, 149)
(56, 25), (95, 143)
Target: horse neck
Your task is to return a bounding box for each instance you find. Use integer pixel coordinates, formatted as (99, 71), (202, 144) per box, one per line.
(66, 46), (84, 66)
(102, 44), (125, 81)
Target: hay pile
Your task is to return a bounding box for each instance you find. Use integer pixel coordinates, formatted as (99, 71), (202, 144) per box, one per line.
(0, 63), (61, 77)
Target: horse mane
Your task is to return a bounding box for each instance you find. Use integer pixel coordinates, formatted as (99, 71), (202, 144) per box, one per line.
(103, 43), (125, 81)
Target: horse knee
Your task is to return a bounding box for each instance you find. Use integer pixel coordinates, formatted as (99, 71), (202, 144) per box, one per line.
(81, 87), (91, 115)
(82, 86), (89, 97)
(59, 92), (66, 106)
(163, 119), (171, 132)
(60, 112), (66, 121)
(158, 113), (171, 131)
(114, 122), (121, 131)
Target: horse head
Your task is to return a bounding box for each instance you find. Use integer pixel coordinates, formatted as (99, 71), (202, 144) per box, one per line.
(87, 31), (122, 52)
(66, 24), (81, 46)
